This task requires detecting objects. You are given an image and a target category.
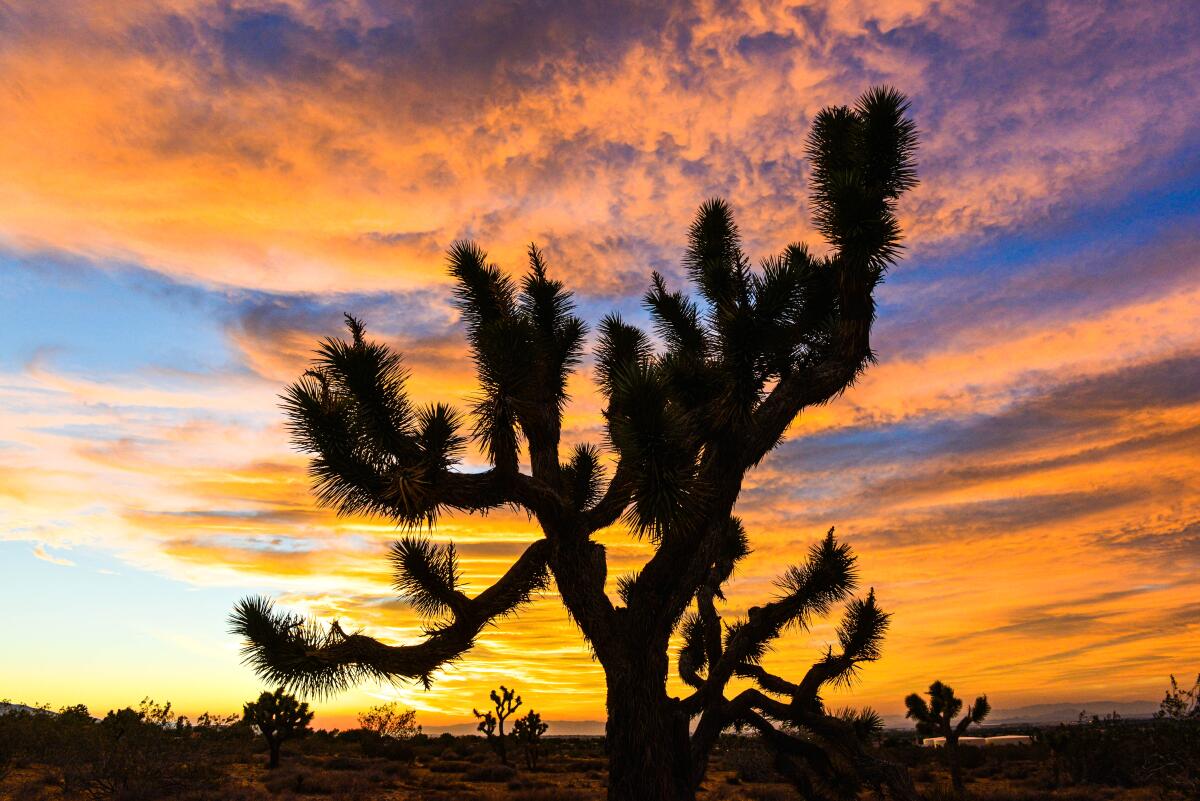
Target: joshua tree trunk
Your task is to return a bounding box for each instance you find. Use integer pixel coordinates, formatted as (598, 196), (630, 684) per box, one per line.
(947, 738), (964, 796)
(267, 737), (281, 770)
(605, 662), (693, 801)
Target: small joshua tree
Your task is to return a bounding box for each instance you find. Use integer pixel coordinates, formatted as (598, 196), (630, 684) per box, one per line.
(358, 701), (421, 738)
(905, 681), (990, 796)
(513, 710), (549, 770)
(243, 689), (314, 769)
(474, 686), (521, 765)
(231, 86), (919, 801)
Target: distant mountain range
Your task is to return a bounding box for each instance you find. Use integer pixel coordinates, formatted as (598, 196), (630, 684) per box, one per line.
(2, 700), (1161, 734)
(881, 699), (1160, 729)
(427, 700), (1157, 737)
(0, 702), (51, 716)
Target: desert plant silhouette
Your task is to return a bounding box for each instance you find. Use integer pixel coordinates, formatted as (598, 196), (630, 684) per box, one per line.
(1157, 672), (1200, 720)
(358, 700), (421, 738)
(243, 688), (313, 769)
(905, 680), (991, 797)
(231, 85), (919, 801)
(474, 685), (521, 765)
(513, 709), (549, 770)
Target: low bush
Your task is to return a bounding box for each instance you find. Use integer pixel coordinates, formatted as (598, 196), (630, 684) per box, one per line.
(463, 762), (517, 782)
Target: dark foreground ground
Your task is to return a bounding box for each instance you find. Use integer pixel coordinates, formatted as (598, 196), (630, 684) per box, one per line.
(2, 712), (1196, 800)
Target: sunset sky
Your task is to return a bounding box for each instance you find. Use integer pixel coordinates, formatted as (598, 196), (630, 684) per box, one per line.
(1, 1), (1198, 729)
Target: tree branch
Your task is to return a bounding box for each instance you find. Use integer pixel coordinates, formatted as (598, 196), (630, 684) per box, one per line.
(231, 539), (550, 695)
(582, 459), (634, 532)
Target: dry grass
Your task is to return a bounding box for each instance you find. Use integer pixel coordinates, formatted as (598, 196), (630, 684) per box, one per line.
(0, 735), (1192, 801)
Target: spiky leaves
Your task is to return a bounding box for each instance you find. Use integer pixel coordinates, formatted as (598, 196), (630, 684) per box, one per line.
(962, 695), (992, 730)
(685, 198), (751, 326)
(231, 540), (550, 696)
(836, 707), (885, 742)
(562, 443), (604, 512)
(740, 86), (918, 470)
(904, 681), (990, 738)
(680, 530), (914, 799)
(597, 314), (702, 538)
(282, 316), (467, 525)
(807, 86), (917, 275)
(905, 680), (989, 796)
(449, 241), (585, 475)
(391, 537), (465, 622)
(230, 596), (388, 697)
(722, 528), (858, 669)
(521, 244), (587, 411)
(243, 687), (314, 768)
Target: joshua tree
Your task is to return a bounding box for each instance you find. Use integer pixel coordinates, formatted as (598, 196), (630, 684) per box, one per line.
(242, 689), (314, 769)
(905, 681), (991, 796)
(231, 86), (919, 801)
(513, 710), (549, 770)
(474, 685), (522, 765)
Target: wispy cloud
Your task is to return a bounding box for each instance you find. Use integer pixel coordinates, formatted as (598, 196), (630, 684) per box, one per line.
(32, 543), (75, 567)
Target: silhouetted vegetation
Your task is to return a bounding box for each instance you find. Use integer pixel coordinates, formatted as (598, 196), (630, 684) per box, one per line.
(1157, 673), (1199, 720)
(513, 710), (549, 770)
(351, 700), (420, 762)
(356, 701), (420, 739)
(1040, 712), (1199, 796)
(1, 685), (1198, 801)
(905, 681), (991, 797)
(230, 85), (920, 801)
(0, 698), (236, 800)
(475, 686), (523, 766)
(243, 689), (313, 769)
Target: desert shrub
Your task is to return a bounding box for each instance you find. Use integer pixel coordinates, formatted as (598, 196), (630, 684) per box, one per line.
(0, 698), (215, 801)
(77, 700), (215, 800)
(464, 762), (517, 782)
(1041, 716), (1200, 792)
(357, 701), (420, 739)
(428, 759), (473, 773)
(174, 785), (270, 801)
(263, 766), (337, 796)
(505, 789), (594, 801)
(744, 785), (801, 801)
(9, 777), (57, 801)
(357, 731), (415, 761)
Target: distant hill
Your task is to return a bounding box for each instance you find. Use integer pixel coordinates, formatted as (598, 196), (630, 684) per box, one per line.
(0, 701), (51, 716)
(986, 700), (1159, 725)
(883, 699), (1160, 729)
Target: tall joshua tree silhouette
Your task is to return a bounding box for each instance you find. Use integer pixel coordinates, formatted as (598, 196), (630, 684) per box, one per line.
(905, 681), (991, 796)
(231, 87), (919, 801)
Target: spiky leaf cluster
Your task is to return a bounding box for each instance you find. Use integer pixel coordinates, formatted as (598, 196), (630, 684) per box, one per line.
(281, 315), (467, 525)
(231, 596), (385, 698)
(904, 681), (991, 738)
(242, 687), (314, 740)
(450, 241), (585, 471)
(391, 537), (463, 622)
